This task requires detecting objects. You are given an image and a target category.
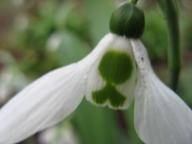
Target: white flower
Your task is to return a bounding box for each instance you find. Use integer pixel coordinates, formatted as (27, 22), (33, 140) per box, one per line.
(0, 33), (192, 144)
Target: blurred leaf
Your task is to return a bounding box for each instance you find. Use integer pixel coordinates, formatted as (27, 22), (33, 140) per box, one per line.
(126, 104), (143, 144)
(38, 0), (58, 19)
(47, 31), (90, 65)
(71, 101), (129, 144)
(142, 7), (168, 60)
(84, 0), (114, 44)
(54, 3), (74, 30)
(179, 65), (192, 107)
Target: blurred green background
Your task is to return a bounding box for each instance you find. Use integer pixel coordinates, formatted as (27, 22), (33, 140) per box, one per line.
(0, 0), (192, 144)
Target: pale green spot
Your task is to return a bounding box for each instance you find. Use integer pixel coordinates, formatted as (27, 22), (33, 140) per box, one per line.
(92, 84), (126, 107)
(99, 50), (133, 84)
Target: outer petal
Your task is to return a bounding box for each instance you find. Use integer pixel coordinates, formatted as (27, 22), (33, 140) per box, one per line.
(0, 63), (88, 143)
(0, 33), (129, 143)
(131, 40), (192, 144)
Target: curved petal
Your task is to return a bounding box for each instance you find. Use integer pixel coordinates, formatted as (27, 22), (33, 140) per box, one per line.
(131, 40), (192, 144)
(0, 62), (88, 144)
(0, 33), (128, 143)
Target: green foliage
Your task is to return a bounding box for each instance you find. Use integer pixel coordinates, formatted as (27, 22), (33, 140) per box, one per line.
(179, 66), (192, 107)
(50, 31), (90, 65)
(157, 0), (180, 90)
(72, 101), (129, 144)
(142, 7), (168, 60)
(84, 0), (114, 43)
(181, 17), (192, 50)
(14, 1), (91, 78)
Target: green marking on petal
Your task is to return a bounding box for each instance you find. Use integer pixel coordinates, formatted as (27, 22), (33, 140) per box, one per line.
(99, 50), (133, 84)
(92, 84), (126, 107)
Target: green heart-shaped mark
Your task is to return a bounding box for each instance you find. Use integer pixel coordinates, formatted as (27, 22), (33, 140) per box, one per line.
(99, 50), (133, 84)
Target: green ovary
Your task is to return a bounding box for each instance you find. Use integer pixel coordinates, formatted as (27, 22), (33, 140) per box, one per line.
(99, 50), (133, 84)
(92, 84), (126, 107)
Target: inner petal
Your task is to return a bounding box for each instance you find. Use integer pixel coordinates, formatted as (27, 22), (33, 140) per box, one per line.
(98, 50), (133, 84)
(92, 83), (126, 107)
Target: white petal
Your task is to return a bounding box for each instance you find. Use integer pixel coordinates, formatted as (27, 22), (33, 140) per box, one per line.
(0, 63), (87, 144)
(131, 40), (192, 144)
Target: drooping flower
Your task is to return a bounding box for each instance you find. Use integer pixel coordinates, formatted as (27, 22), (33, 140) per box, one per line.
(0, 33), (192, 144)
(0, 2), (192, 144)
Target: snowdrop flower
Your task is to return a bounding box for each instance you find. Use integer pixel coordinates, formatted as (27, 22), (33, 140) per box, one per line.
(0, 2), (192, 144)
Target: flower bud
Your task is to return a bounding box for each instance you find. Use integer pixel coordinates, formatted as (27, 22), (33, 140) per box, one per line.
(110, 3), (145, 38)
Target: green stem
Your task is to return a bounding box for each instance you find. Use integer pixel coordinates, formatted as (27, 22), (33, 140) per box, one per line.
(115, 110), (128, 135)
(157, 0), (181, 91)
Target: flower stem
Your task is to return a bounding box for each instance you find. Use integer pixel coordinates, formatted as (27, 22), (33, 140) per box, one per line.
(157, 0), (181, 91)
(115, 110), (128, 135)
